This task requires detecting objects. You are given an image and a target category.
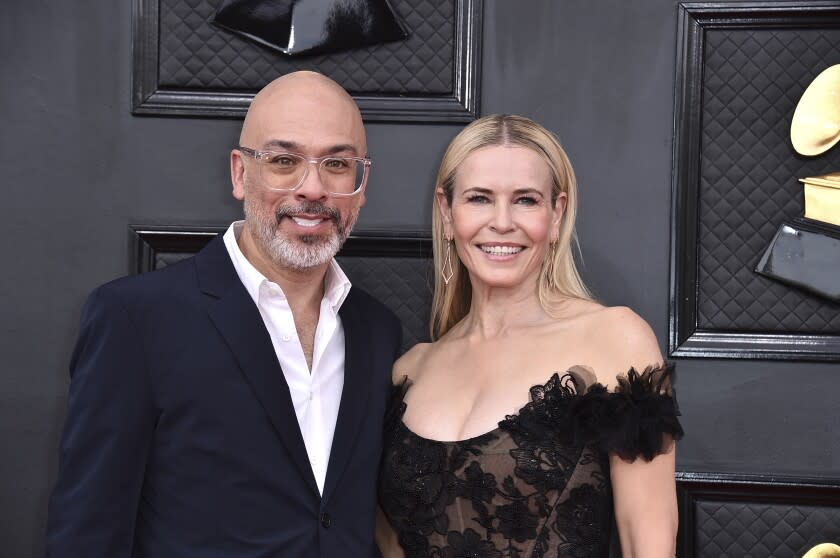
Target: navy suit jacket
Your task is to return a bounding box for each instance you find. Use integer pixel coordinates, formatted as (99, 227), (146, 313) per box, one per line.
(46, 236), (402, 557)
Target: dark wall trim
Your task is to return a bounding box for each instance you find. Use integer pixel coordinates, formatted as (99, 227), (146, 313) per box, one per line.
(676, 470), (840, 496)
(130, 225), (432, 274)
(131, 226), (223, 274)
(669, 1), (840, 361)
(130, 0), (482, 123)
(676, 471), (840, 557)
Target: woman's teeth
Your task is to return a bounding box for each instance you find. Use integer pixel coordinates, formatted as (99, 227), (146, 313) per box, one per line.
(480, 245), (523, 255)
(292, 217), (323, 228)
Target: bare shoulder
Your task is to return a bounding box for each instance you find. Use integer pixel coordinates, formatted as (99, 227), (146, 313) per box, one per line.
(596, 306), (655, 338)
(558, 296), (607, 318)
(585, 306), (664, 386)
(392, 342), (434, 384)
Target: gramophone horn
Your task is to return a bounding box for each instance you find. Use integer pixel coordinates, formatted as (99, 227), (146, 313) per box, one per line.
(791, 64), (840, 157)
(802, 542), (840, 558)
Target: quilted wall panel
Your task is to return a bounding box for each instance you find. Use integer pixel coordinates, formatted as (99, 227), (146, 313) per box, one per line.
(158, 0), (454, 95)
(337, 256), (432, 351)
(697, 28), (840, 333)
(155, 251), (433, 353)
(695, 499), (840, 558)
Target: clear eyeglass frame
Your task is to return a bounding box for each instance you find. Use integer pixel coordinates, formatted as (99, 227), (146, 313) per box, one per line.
(236, 145), (371, 197)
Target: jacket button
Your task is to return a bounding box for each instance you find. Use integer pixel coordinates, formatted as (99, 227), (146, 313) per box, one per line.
(321, 512), (331, 528)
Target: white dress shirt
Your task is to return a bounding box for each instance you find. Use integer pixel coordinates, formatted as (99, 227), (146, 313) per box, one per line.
(223, 221), (351, 495)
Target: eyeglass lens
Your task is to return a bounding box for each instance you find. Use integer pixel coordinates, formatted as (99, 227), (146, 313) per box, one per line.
(260, 153), (365, 194)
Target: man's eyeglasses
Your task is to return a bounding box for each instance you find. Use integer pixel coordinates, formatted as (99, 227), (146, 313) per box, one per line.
(236, 146), (371, 197)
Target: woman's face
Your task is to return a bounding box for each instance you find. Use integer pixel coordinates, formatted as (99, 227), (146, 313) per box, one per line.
(438, 145), (566, 291)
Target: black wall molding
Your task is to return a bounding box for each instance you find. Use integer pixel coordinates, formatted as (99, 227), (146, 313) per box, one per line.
(131, 0), (482, 122)
(131, 225), (432, 274)
(669, 1), (840, 361)
(676, 471), (840, 557)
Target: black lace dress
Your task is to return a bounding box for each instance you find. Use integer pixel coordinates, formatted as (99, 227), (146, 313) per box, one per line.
(378, 365), (683, 558)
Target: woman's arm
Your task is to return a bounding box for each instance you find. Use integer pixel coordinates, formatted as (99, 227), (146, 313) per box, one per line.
(375, 506), (405, 558)
(596, 306), (680, 557)
(611, 441), (678, 557)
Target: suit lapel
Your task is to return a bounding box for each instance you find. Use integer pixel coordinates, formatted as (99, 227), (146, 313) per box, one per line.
(195, 236), (319, 496)
(321, 291), (373, 503)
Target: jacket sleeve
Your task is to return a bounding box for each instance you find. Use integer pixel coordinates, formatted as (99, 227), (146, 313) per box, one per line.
(392, 313), (403, 362)
(46, 285), (157, 557)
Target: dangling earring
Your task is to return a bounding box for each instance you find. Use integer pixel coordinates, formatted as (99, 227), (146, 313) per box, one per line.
(441, 239), (454, 285)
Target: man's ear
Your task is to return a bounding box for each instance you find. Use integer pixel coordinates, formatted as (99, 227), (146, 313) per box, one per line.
(231, 149), (246, 201)
(436, 187), (453, 239)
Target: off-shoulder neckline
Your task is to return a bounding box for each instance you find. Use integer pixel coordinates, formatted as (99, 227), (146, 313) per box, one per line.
(397, 371), (580, 445)
(393, 363), (676, 445)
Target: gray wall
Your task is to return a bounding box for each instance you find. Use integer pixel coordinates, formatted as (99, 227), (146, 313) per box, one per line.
(1, 1), (837, 556)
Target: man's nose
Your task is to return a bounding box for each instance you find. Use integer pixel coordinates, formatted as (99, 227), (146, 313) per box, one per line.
(295, 162), (329, 201)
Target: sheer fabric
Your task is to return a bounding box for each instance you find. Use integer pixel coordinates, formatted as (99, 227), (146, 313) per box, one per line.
(379, 365), (683, 558)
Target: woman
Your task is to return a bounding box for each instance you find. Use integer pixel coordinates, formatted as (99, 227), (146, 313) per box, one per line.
(377, 114), (683, 557)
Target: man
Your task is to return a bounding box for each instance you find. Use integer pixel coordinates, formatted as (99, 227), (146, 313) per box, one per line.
(46, 71), (402, 557)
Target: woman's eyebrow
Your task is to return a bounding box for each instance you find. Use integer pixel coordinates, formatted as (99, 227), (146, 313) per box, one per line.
(461, 187), (493, 195)
(511, 188), (543, 196)
(460, 187), (544, 196)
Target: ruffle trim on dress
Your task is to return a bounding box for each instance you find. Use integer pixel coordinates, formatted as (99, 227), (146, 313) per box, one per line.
(384, 377), (411, 443)
(558, 363), (683, 462)
(386, 363), (684, 462)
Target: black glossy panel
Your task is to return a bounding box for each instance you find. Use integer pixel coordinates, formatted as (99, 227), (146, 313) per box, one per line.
(213, 0), (408, 57)
(756, 218), (840, 303)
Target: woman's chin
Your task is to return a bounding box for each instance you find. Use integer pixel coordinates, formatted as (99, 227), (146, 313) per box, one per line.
(468, 270), (540, 291)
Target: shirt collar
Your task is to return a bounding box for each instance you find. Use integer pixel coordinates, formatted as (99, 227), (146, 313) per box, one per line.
(222, 220), (352, 314)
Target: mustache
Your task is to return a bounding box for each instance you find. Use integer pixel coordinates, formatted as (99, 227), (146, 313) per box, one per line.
(274, 202), (339, 224)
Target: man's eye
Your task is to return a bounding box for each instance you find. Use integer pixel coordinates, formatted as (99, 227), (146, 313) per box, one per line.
(268, 155), (298, 166)
(323, 158), (350, 170)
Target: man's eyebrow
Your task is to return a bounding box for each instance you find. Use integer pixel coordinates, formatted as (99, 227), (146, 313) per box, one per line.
(262, 139), (360, 156)
(322, 144), (360, 156)
(262, 139), (302, 151)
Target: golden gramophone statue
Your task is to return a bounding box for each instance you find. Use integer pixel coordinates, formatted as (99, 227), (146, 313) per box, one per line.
(802, 542), (840, 558)
(755, 64), (840, 302)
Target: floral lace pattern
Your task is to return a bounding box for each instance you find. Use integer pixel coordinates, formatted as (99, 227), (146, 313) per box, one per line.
(379, 365), (683, 558)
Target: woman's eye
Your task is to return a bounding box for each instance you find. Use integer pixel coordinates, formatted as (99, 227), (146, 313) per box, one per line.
(515, 196), (539, 206)
(466, 195), (490, 204)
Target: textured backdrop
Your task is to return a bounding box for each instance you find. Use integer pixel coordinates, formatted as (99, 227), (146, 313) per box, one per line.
(158, 0), (454, 94)
(697, 27), (840, 333)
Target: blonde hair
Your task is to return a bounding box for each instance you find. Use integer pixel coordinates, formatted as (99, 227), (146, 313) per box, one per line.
(430, 114), (592, 340)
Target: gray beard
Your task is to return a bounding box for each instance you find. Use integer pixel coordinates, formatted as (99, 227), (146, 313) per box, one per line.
(245, 198), (358, 271)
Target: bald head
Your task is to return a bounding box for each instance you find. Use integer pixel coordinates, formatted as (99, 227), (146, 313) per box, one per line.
(239, 71), (366, 155)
